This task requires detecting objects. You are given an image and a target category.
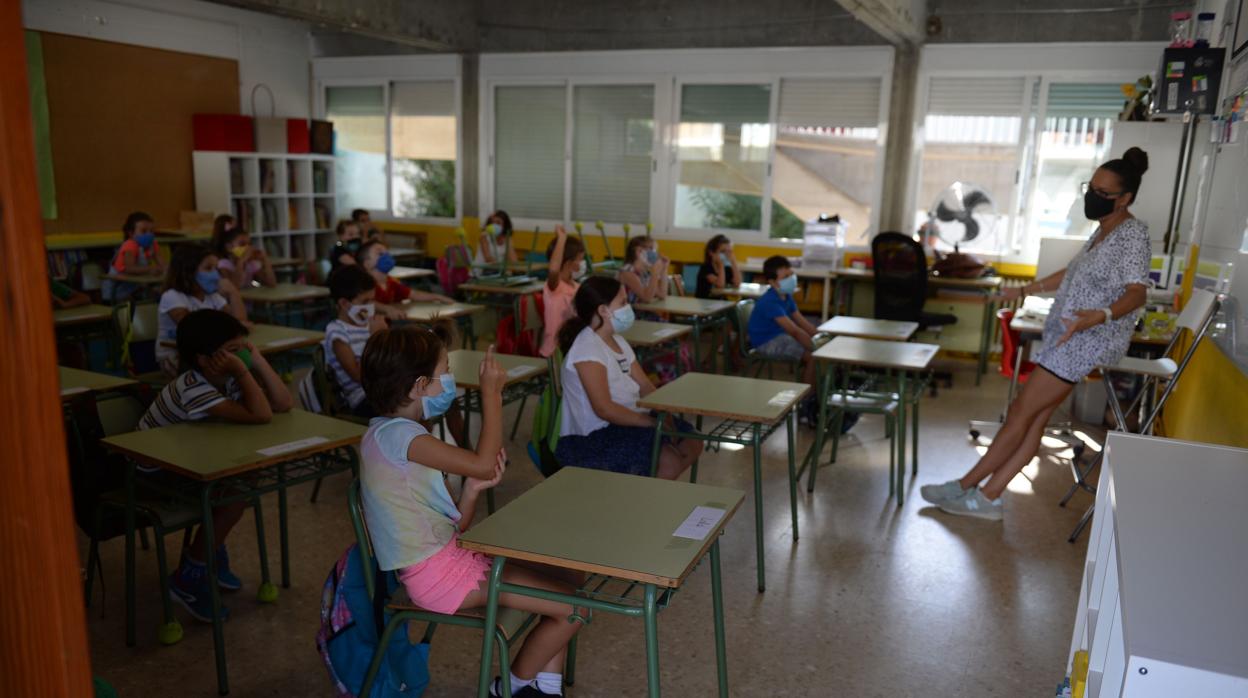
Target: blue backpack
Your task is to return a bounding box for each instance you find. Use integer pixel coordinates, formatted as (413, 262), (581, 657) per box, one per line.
(317, 544), (431, 697)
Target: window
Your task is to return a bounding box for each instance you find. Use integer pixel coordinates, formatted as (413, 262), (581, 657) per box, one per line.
(325, 86), (386, 213)
(494, 86), (567, 220)
(673, 84), (772, 232)
(916, 77), (1028, 254)
(390, 81), (457, 218)
(774, 78), (882, 243)
(572, 85), (654, 223)
(1023, 83), (1121, 244)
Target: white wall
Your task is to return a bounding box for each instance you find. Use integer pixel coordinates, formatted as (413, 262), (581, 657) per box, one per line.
(22, 0), (312, 118)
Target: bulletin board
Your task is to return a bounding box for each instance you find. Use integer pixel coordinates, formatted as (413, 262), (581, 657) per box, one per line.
(36, 32), (239, 235)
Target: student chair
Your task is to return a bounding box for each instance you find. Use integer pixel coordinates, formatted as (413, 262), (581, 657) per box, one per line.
(1063, 288), (1221, 542)
(347, 479), (566, 698)
(114, 301), (168, 388)
(680, 265), (700, 296)
(729, 299), (802, 380)
(666, 273), (686, 297)
(800, 372), (904, 500)
(527, 352), (565, 478)
(872, 232), (956, 393)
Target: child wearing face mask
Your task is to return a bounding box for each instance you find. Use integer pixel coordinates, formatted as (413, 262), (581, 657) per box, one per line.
(695, 234), (738, 299)
(103, 211), (165, 302)
(156, 244), (248, 376)
(619, 235), (669, 305)
(748, 255), (821, 397)
(359, 330), (585, 697)
(324, 266), (387, 418)
(473, 209), (520, 270)
(540, 224), (587, 358)
(355, 240), (454, 319)
(555, 277), (702, 480)
(213, 216), (276, 289)
(138, 309), (292, 623)
(329, 220), (363, 273)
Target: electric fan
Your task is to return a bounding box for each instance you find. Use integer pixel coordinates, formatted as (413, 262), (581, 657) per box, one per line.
(927, 182), (997, 252)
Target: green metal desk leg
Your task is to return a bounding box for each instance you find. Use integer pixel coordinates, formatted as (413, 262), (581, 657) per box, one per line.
(911, 396), (919, 477)
(477, 556), (506, 698)
(252, 497), (276, 602)
(201, 482), (229, 695)
(278, 463), (290, 588)
(786, 410), (799, 541)
(709, 539), (728, 697)
(895, 372), (907, 507)
(643, 583), (662, 697)
(691, 323), (702, 372)
(648, 412), (667, 478)
(751, 422), (765, 593)
(124, 460), (137, 647)
(807, 361), (829, 493)
(976, 295), (995, 386)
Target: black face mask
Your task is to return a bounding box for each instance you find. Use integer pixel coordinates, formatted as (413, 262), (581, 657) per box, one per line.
(1083, 190), (1117, 220)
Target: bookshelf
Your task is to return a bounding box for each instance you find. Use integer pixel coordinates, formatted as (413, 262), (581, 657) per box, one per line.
(192, 151), (337, 265)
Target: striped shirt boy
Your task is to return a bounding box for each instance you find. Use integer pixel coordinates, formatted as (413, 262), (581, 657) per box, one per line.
(323, 319), (371, 409)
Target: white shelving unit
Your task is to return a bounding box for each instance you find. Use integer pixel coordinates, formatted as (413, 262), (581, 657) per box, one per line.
(192, 151), (338, 263)
(1067, 432), (1248, 698)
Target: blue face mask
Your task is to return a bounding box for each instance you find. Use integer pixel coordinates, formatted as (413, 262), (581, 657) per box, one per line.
(778, 274), (798, 296)
(375, 252), (397, 274)
(610, 305), (635, 333)
(719, 252), (732, 267)
(420, 373), (457, 419)
(487, 223), (502, 236)
(196, 269), (221, 294)
(135, 232), (156, 249)
(644, 249), (659, 265)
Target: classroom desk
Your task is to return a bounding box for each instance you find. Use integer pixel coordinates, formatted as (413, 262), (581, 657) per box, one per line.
(103, 272), (163, 303)
(816, 316), (918, 342)
(53, 303), (113, 328)
(239, 283), (330, 325)
(460, 467), (744, 697)
(398, 301), (485, 348)
(58, 366), (137, 399)
(160, 323), (323, 358)
(102, 410), (363, 696)
(388, 246), (424, 261)
(637, 372), (808, 592)
(834, 267), (1003, 384)
(266, 256), (304, 283)
(390, 265), (436, 282)
(808, 336), (938, 506)
(621, 320), (692, 374)
(740, 261), (838, 321)
(711, 282), (767, 299)
(54, 304), (117, 369)
(457, 280), (545, 332)
(632, 297), (735, 373)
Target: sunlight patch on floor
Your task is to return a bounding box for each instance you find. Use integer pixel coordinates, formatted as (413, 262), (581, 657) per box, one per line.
(1006, 457), (1041, 494)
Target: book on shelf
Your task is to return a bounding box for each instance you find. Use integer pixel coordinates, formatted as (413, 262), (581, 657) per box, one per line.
(229, 159), (245, 193)
(259, 160), (276, 194)
(287, 165), (298, 194)
(314, 201), (332, 229)
(234, 199), (256, 232)
(261, 200), (278, 232)
(312, 164), (328, 194)
(288, 202), (299, 231)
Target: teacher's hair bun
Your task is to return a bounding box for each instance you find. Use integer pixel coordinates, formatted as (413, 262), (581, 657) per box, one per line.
(1122, 147), (1149, 175)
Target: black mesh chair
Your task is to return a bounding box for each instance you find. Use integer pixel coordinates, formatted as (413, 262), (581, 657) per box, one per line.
(872, 232), (956, 393)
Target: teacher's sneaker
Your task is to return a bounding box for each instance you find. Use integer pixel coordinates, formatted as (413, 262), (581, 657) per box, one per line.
(937, 489), (1003, 521)
(169, 557), (230, 623)
(215, 545), (243, 591)
(921, 479), (968, 504)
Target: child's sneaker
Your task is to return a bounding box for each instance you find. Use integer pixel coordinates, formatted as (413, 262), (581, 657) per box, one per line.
(169, 557), (230, 623)
(489, 677), (546, 697)
(921, 479), (968, 504)
(937, 488), (1004, 521)
(215, 545), (243, 591)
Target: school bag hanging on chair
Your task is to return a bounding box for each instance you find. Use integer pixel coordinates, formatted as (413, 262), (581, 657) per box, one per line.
(317, 544), (431, 697)
(527, 350), (564, 477)
(436, 229), (472, 296)
(495, 293), (543, 357)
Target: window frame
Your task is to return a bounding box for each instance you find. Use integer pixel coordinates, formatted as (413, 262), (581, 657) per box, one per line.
(313, 56), (462, 227)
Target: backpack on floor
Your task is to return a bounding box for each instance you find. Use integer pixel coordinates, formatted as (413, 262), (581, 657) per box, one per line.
(317, 544), (430, 697)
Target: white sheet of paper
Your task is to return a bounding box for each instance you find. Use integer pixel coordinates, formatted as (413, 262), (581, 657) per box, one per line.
(59, 386), (89, 396)
(507, 365), (536, 377)
(672, 506), (726, 540)
(257, 435), (329, 457)
(767, 388), (804, 407)
(652, 327), (682, 338)
(265, 337), (305, 347)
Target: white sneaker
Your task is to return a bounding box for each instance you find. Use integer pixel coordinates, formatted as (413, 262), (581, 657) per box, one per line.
(920, 479), (967, 504)
(937, 489), (1003, 521)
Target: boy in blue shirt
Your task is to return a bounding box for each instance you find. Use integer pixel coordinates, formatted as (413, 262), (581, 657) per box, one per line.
(748, 255), (820, 387)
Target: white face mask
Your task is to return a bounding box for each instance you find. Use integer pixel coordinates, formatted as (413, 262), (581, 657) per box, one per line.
(348, 302), (375, 326)
(575, 259), (588, 277)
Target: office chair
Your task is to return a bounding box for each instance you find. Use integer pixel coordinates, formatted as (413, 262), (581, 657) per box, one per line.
(871, 232), (956, 393)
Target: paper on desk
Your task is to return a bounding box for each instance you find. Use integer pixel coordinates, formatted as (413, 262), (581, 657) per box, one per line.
(767, 388), (804, 407)
(652, 327), (682, 338)
(60, 386), (89, 396)
(257, 436), (328, 457)
(265, 337), (305, 347)
(507, 365), (536, 378)
(672, 506), (726, 540)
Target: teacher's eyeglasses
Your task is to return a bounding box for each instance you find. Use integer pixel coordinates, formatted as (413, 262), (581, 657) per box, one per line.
(1080, 181), (1125, 198)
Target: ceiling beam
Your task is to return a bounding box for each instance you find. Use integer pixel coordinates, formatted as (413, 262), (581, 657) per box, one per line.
(833, 0), (925, 46)
(207, 0), (475, 51)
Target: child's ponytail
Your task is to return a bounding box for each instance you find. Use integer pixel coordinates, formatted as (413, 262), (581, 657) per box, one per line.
(558, 276), (623, 355)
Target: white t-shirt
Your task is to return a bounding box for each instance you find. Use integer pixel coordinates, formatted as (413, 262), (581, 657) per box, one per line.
(560, 327), (643, 437)
(156, 289), (228, 364)
(472, 234), (506, 274)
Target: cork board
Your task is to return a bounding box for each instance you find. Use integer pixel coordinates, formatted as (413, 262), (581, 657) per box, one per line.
(37, 32), (239, 234)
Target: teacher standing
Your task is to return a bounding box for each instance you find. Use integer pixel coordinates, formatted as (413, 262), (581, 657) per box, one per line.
(921, 147), (1153, 521)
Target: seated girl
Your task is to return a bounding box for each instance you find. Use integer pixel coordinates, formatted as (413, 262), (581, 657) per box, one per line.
(555, 277), (702, 480)
(356, 240), (453, 320)
(619, 235), (669, 306)
(103, 211), (165, 302)
(327, 220), (363, 273)
(540, 225), (586, 358)
(694, 234), (738, 299)
(156, 244), (248, 376)
(474, 209), (520, 271)
(212, 215), (276, 289)
(359, 329), (584, 697)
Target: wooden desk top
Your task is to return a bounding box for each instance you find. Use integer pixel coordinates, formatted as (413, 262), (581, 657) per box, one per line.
(816, 316), (918, 342)
(101, 409), (364, 481)
(159, 323), (323, 355)
(400, 302), (486, 322)
(53, 304), (113, 327)
(448, 350), (548, 390)
(239, 283), (329, 304)
(388, 247), (425, 259)
(835, 266), (1003, 290)
(267, 257), (304, 269)
(712, 283), (767, 299)
(814, 335), (939, 372)
(458, 281), (545, 296)
(637, 372), (810, 424)
(391, 266), (436, 281)
(105, 272), (163, 285)
(59, 367), (137, 399)
(620, 320), (692, 347)
(633, 296), (735, 318)
(459, 467), (744, 588)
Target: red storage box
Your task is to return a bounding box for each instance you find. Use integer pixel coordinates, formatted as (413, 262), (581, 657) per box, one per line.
(286, 119), (310, 153)
(193, 114), (255, 152)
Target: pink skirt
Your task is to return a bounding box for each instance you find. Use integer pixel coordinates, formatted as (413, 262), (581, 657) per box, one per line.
(397, 536), (493, 615)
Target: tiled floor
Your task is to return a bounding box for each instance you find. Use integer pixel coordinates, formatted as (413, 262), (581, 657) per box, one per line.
(85, 362), (1096, 697)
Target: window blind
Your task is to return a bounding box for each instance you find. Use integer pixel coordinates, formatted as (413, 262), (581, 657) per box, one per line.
(572, 85), (654, 223)
(778, 78), (882, 128)
(494, 85), (566, 220)
(391, 81), (456, 161)
(1045, 83), (1124, 119)
(927, 76), (1027, 116)
(680, 84), (771, 125)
